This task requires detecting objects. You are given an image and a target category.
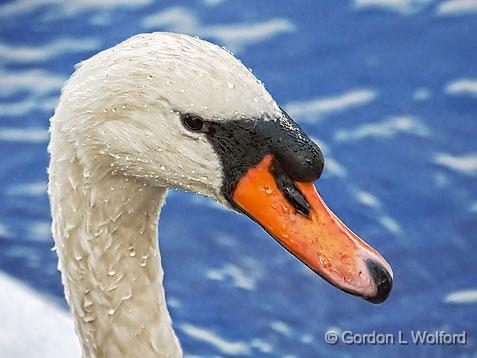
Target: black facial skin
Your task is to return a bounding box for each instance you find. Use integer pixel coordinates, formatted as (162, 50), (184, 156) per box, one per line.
(180, 108), (325, 213)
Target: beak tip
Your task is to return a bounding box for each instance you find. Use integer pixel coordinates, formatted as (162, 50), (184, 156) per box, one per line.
(364, 259), (393, 304)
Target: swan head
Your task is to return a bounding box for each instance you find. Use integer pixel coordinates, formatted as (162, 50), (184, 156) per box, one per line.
(56, 32), (392, 303)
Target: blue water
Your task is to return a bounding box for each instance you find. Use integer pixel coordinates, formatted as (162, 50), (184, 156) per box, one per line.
(1, 0), (476, 356)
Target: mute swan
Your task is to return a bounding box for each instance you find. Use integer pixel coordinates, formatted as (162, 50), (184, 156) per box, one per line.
(48, 32), (392, 357)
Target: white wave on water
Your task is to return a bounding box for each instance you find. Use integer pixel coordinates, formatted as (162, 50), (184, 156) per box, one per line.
(0, 38), (100, 63)
(0, 222), (11, 238)
(470, 201), (477, 212)
(203, 0), (227, 6)
(167, 296), (182, 309)
(0, 69), (62, 116)
(445, 289), (477, 303)
(181, 323), (250, 356)
(142, 7), (197, 33)
(334, 115), (429, 142)
(202, 19), (294, 53)
(206, 264), (256, 290)
(434, 153), (477, 175)
(0, 70), (64, 97)
(436, 0), (477, 16)
(354, 189), (400, 234)
(1, 97), (57, 117)
(355, 190), (381, 209)
(285, 89), (377, 122)
(0, 128), (49, 143)
(6, 182), (47, 197)
(0, 0), (153, 19)
(309, 137), (348, 178)
(142, 7), (295, 53)
(353, 0), (432, 15)
(270, 321), (291, 336)
(27, 221), (52, 241)
(413, 87), (432, 101)
(89, 12), (113, 26)
(325, 158), (348, 178)
(301, 334), (314, 344)
(0, 272), (80, 357)
(250, 339), (273, 353)
(379, 215), (401, 234)
(445, 78), (477, 97)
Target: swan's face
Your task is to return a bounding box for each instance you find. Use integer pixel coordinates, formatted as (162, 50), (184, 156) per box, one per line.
(62, 33), (392, 303)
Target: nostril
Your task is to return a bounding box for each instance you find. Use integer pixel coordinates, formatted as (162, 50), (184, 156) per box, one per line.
(365, 259), (393, 304)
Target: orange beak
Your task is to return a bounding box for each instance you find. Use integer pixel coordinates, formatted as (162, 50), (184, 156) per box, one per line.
(232, 154), (393, 303)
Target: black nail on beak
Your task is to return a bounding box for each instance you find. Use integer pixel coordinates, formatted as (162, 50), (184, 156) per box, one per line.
(365, 260), (393, 304)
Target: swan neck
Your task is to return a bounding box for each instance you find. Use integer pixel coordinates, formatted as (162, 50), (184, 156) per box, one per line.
(49, 140), (182, 357)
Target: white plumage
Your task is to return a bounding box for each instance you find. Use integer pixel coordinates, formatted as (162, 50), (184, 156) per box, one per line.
(48, 32), (281, 357)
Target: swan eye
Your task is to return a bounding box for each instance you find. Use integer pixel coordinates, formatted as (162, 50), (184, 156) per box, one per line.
(181, 114), (205, 132)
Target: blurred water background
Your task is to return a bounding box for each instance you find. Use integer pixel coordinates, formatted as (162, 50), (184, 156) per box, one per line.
(0, 0), (476, 357)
